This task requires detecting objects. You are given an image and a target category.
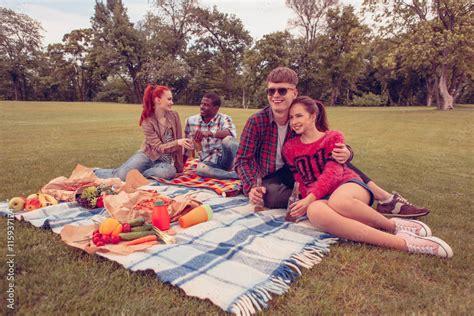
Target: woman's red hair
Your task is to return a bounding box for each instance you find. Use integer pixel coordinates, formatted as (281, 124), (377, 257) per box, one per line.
(139, 85), (170, 126)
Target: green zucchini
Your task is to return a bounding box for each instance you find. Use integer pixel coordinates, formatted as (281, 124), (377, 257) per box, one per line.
(119, 231), (155, 241)
(128, 217), (145, 227)
(131, 224), (153, 232)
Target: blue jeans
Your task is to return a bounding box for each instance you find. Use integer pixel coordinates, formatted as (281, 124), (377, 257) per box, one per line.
(196, 136), (239, 180)
(94, 150), (176, 181)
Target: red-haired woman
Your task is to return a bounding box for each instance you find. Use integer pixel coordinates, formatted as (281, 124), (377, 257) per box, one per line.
(95, 85), (193, 180)
(283, 96), (453, 258)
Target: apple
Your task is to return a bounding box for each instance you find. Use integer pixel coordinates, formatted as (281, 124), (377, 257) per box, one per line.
(8, 196), (26, 212)
(96, 196), (104, 208)
(25, 198), (42, 211)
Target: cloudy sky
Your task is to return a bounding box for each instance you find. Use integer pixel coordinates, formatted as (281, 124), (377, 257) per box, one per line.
(1, 0), (363, 45)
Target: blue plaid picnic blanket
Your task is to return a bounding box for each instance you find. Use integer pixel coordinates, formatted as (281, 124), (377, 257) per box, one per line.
(1, 184), (336, 315)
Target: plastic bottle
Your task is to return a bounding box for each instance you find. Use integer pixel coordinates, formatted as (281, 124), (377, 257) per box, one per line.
(194, 139), (203, 156)
(152, 200), (170, 230)
(286, 182), (300, 222)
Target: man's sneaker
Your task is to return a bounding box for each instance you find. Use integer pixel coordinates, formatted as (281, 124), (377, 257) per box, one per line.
(397, 232), (453, 258)
(392, 218), (432, 237)
(376, 192), (430, 218)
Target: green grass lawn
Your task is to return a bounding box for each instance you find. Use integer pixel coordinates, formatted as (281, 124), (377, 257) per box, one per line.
(1, 101), (473, 314)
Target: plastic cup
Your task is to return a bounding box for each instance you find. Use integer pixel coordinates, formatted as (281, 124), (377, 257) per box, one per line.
(179, 204), (213, 228)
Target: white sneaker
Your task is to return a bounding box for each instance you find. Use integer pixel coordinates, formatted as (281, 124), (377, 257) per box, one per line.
(392, 218), (432, 237)
(397, 232), (453, 258)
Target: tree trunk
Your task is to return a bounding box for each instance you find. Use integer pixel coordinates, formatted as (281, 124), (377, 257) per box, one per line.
(381, 82), (389, 106)
(74, 65), (85, 101)
(438, 65), (454, 110)
(10, 72), (21, 100)
(434, 80), (441, 107)
(450, 72), (465, 105)
(224, 58), (232, 100)
(427, 93), (433, 107)
(133, 78), (142, 104)
(13, 79), (20, 101)
(330, 88), (337, 106)
(330, 78), (341, 105)
(388, 88), (395, 106)
(426, 76), (437, 107)
(19, 73), (27, 100)
(127, 64), (142, 104)
(79, 70), (86, 102)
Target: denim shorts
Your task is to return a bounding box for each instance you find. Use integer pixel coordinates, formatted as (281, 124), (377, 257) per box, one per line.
(322, 178), (375, 206)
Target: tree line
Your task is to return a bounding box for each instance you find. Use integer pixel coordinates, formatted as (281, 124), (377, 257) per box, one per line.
(0, 0), (472, 110)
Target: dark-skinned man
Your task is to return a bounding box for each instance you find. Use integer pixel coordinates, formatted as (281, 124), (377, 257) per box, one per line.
(184, 92), (239, 179)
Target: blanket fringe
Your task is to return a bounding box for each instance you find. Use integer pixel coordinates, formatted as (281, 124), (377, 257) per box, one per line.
(229, 237), (337, 316)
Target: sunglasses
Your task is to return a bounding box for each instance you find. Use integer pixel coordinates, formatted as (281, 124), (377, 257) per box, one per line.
(266, 87), (295, 96)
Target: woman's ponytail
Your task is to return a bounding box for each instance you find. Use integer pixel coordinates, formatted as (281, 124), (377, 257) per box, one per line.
(314, 100), (329, 132)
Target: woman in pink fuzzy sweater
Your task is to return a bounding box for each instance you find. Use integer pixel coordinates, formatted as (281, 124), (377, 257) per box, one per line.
(282, 96), (453, 258)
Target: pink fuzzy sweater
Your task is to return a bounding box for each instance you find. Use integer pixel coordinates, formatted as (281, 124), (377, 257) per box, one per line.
(282, 130), (361, 199)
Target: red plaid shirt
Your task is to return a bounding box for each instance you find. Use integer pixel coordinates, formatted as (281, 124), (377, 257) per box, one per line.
(235, 106), (295, 195)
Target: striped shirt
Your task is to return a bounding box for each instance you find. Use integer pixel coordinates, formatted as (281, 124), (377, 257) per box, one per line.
(158, 127), (174, 164)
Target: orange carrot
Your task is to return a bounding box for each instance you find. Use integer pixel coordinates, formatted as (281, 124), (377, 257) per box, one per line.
(125, 235), (158, 246)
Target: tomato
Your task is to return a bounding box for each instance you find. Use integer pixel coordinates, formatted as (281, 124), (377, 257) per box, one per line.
(92, 236), (101, 245)
(110, 235), (121, 244)
(101, 235), (111, 244)
(122, 223), (132, 233)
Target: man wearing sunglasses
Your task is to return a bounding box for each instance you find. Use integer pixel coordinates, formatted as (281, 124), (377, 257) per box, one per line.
(234, 67), (429, 217)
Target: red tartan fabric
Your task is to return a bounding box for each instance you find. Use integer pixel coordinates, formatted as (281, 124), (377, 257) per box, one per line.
(234, 106), (295, 195)
(154, 159), (242, 197)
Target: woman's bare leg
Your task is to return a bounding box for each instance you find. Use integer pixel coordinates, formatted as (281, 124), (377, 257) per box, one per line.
(328, 183), (396, 232)
(307, 200), (407, 251)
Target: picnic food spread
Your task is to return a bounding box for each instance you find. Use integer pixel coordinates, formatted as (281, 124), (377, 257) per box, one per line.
(6, 165), (224, 259)
(91, 216), (170, 247)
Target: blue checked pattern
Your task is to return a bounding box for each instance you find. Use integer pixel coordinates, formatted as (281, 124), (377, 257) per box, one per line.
(1, 184), (336, 315)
